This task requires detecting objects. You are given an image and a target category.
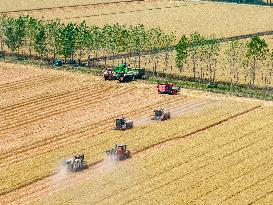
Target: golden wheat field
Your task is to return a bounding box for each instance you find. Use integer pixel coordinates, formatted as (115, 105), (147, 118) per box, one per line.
(32, 105), (273, 205)
(3, 0), (273, 38)
(0, 61), (272, 205)
(1, 0), (273, 204)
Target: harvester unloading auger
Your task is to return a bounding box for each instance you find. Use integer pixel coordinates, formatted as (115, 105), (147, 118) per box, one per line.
(114, 116), (133, 131)
(151, 108), (170, 121)
(63, 154), (87, 172)
(106, 144), (131, 161)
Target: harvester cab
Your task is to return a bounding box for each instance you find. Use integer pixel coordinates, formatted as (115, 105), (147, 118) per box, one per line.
(152, 108), (170, 121)
(157, 83), (180, 95)
(114, 117), (133, 131)
(106, 144), (131, 161)
(63, 154), (87, 172)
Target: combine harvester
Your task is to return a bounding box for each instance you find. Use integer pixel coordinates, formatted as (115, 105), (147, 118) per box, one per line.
(106, 144), (131, 161)
(114, 116), (133, 131)
(157, 83), (180, 95)
(103, 67), (118, 80)
(151, 108), (170, 121)
(63, 154), (87, 172)
(103, 64), (146, 82)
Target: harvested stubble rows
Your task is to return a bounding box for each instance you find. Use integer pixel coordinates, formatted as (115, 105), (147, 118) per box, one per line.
(31, 105), (273, 205)
(0, 61), (200, 201)
(1, 97), (261, 204)
(0, 62), (270, 205)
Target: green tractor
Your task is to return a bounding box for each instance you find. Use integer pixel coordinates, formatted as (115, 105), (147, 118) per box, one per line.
(103, 64), (127, 81)
(114, 64), (146, 83)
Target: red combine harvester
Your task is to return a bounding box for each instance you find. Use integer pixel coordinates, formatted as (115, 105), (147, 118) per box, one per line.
(106, 144), (131, 161)
(157, 83), (180, 95)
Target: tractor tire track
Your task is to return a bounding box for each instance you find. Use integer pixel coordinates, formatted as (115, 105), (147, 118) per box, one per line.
(127, 145), (273, 205)
(0, 75), (49, 89)
(0, 0), (144, 14)
(0, 85), (118, 148)
(63, 2), (206, 20)
(0, 85), (126, 148)
(0, 104), (262, 204)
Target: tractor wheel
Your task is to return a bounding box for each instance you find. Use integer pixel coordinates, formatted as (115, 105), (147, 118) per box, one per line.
(125, 151), (131, 159)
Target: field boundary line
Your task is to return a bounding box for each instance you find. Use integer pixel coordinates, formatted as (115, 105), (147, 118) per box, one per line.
(0, 0), (144, 14)
(63, 2), (207, 20)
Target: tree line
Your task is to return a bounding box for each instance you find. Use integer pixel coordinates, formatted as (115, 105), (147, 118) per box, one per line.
(0, 15), (175, 66)
(1, 15), (273, 87)
(175, 32), (273, 86)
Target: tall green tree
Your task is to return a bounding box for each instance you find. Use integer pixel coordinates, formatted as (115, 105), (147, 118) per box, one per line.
(34, 20), (47, 59)
(131, 24), (148, 67)
(118, 26), (131, 63)
(3, 16), (26, 53)
(46, 19), (62, 60)
(146, 27), (164, 72)
(225, 40), (246, 84)
(201, 36), (220, 82)
(60, 22), (79, 61)
(25, 16), (38, 56)
(101, 24), (114, 66)
(176, 35), (189, 74)
(89, 25), (102, 62)
(188, 32), (205, 81)
(76, 21), (91, 63)
(246, 35), (269, 85)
